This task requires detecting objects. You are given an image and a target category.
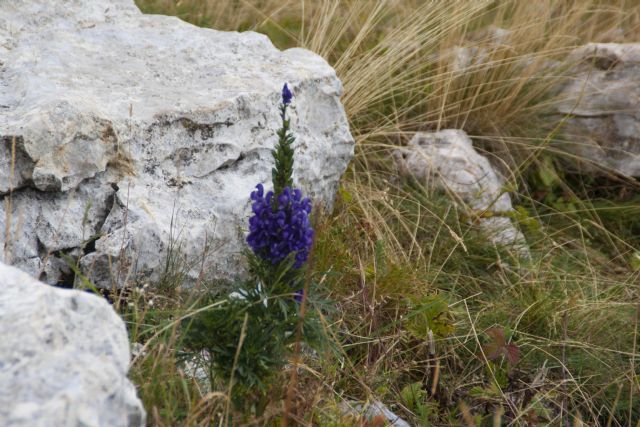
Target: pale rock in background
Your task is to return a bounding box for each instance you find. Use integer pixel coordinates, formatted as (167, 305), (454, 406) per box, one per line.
(394, 129), (529, 257)
(555, 43), (640, 177)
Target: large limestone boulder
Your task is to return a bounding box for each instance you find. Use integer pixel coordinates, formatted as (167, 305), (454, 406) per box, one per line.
(0, 0), (354, 287)
(394, 130), (529, 257)
(555, 43), (640, 176)
(0, 261), (145, 426)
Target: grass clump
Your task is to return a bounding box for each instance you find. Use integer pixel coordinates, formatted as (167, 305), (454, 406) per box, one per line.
(123, 0), (640, 425)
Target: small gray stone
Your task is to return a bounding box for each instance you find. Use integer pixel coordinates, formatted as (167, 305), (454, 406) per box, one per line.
(394, 129), (529, 257)
(340, 400), (412, 427)
(442, 27), (513, 73)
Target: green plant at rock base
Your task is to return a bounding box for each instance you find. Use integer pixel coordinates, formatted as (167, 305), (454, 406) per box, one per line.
(181, 279), (297, 414)
(181, 84), (325, 417)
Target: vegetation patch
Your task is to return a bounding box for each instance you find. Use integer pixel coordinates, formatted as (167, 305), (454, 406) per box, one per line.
(120, 1), (640, 425)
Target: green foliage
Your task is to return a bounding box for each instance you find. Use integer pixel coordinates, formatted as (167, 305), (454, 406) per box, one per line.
(404, 294), (454, 340)
(510, 205), (541, 234)
(631, 251), (640, 272)
(181, 272), (328, 414)
(400, 382), (438, 425)
(246, 249), (302, 297)
(181, 281), (297, 412)
(272, 102), (295, 197)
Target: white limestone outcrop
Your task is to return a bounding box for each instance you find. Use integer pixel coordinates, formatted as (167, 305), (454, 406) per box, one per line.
(0, 0), (354, 287)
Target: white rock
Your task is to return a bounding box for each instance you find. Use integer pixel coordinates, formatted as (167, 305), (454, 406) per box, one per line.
(1, 178), (114, 284)
(340, 400), (412, 427)
(0, 0), (354, 287)
(555, 43), (640, 176)
(393, 130), (529, 257)
(0, 261), (145, 426)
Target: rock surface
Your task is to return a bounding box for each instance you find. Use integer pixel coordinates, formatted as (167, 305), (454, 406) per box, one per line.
(0, 0), (354, 287)
(340, 400), (411, 427)
(0, 261), (145, 426)
(394, 130), (529, 257)
(555, 43), (640, 176)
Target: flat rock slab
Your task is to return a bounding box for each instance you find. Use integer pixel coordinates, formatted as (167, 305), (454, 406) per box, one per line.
(0, 0), (354, 287)
(0, 261), (145, 426)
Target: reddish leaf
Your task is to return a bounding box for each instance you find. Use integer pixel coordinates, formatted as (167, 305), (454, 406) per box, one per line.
(483, 327), (506, 360)
(504, 342), (520, 365)
(483, 327), (519, 365)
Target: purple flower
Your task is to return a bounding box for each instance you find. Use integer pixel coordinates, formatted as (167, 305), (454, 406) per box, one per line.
(282, 83), (292, 105)
(294, 289), (304, 303)
(247, 184), (313, 268)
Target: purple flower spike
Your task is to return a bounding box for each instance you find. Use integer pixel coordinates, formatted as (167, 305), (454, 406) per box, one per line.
(282, 83), (292, 105)
(247, 184), (313, 268)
